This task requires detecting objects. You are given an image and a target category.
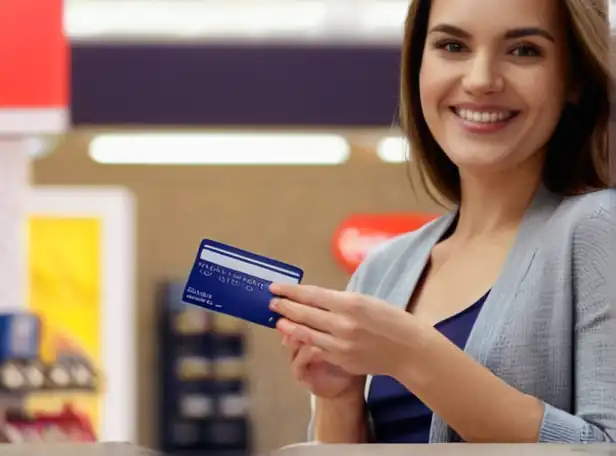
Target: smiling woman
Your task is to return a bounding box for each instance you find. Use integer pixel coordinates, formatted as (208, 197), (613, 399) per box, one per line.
(273, 0), (616, 446)
(403, 0), (610, 203)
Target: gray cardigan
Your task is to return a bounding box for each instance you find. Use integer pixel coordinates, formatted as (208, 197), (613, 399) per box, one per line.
(307, 186), (616, 443)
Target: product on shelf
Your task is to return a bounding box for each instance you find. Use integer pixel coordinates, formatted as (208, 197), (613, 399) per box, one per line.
(0, 361), (26, 390)
(202, 418), (248, 446)
(212, 314), (244, 334)
(22, 360), (46, 389)
(0, 313), (41, 390)
(160, 281), (252, 454)
(179, 394), (213, 418)
(4, 424), (43, 443)
(0, 312), (99, 392)
(47, 356), (97, 389)
(214, 357), (245, 380)
(69, 360), (96, 387)
(219, 394), (248, 417)
(174, 309), (210, 335)
(46, 362), (71, 388)
(4, 403), (96, 442)
(177, 356), (211, 381)
(172, 420), (201, 447)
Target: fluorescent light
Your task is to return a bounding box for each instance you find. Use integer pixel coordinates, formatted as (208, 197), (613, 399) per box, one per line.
(89, 133), (351, 165)
(377, 136), (409, 163)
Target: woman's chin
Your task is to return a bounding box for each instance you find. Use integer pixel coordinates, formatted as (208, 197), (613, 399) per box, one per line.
(448, 155), (508, 171)
(451, 159), (521, 182)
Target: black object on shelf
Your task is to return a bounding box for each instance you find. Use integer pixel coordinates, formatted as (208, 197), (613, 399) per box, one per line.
(158, 281), (251, 456)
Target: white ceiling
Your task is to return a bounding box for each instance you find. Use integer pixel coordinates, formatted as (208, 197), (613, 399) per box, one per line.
(66, 0), (616, 45)
(64, 0), (409, 44)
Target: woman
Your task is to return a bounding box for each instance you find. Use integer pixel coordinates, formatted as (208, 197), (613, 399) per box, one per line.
(269, 0), (615, 445)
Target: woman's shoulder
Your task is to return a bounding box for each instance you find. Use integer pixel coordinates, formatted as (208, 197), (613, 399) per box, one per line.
(558, 187), (616, 224)
(544, 188), (616, 264)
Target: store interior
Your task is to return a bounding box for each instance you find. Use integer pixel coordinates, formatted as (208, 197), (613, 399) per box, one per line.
(30, 127), (446, 453)
(4, 0), (615, 454)
(0, 0), (451, 453)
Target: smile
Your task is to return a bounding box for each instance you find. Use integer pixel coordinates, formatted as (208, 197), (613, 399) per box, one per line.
(450, 106), (520, 133)
(451, 107), (519, 123)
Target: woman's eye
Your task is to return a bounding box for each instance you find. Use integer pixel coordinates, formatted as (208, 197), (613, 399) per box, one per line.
(441, 43), (462, 52)
(510, 45), (541, 57)
(433, 40), (466, 53)
(444, 42), (464, 53)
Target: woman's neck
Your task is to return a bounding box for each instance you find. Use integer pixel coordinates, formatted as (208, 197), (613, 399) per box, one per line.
(452, 163), (543, 242)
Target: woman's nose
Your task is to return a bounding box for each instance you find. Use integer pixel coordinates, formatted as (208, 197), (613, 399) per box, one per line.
(462, 54), (504, 96)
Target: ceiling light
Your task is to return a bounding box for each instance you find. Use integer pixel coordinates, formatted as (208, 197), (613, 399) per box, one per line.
(377, 136), (409, 163)
(89, 132), (351, 165)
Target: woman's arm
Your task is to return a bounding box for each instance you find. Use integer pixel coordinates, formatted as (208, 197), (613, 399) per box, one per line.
(393, 326), (545, 443)
(309, 252), (372, 444)
(313, 393), (369, 443)
(393, 212), (616, 443)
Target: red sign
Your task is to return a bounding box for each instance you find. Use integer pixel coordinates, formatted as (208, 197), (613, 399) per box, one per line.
(0, 0), (68, 108)
(332, 213), (439, 273)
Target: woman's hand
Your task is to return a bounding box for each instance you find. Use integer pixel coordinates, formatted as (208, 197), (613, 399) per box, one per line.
(270, 284), (425, 378)
(282, 335), (365, 399)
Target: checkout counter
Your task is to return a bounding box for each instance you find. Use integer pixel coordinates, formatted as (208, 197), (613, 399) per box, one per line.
(276, 443), (616, 456)
(0, 443), (614, 456)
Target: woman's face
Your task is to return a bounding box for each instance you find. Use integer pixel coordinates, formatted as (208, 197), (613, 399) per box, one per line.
(419, 0), (570, 176)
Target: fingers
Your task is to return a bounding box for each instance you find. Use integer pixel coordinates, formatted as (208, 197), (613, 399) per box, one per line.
(278, 318), (345, 353)
(270, 284), (344, 312)
(291, 344), (321, 384)
(282, 334), (302, 359)
(282, 332), (323, 383)
(272, 298), (340, 334)
(281, 334), (296, 348)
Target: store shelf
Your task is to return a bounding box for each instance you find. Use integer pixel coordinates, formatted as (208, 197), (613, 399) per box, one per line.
(158, 281), (252, 455)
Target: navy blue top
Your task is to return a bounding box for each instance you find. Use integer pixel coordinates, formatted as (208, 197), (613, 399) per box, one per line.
(366, 291), (489, 443)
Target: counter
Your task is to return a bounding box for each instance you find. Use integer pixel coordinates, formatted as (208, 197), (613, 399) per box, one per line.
(274, 443), (616, 456)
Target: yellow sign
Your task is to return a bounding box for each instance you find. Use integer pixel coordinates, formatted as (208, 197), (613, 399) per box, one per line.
(26, 216), (102, 437)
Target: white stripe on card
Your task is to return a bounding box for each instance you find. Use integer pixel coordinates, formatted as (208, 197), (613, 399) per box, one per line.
(204, 245), (301, 278)
(200, 248), (300, 284)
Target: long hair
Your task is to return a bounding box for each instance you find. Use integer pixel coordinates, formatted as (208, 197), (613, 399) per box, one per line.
(399, 0), (613, 205)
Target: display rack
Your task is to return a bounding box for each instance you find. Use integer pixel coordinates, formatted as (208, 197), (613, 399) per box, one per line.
(0, 312), (100, 442)
(158, 282), (251, 456)
(3, 403), (96, 442)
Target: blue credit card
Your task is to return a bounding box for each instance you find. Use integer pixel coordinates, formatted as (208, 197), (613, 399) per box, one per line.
(182, 240), (304, 328)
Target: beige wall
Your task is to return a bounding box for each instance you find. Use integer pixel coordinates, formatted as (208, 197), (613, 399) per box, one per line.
(32, 129), (444, 454)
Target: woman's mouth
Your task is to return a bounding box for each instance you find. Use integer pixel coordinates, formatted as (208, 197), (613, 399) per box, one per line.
(450, 107), (520, 132)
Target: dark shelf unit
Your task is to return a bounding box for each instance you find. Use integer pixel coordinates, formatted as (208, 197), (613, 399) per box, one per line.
(158, 282), (251, 456)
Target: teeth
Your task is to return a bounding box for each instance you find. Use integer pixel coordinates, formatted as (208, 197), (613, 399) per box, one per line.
(455, 108), (513, 123)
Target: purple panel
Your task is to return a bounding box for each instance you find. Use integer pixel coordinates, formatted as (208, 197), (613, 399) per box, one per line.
(70, 43), (401, 126)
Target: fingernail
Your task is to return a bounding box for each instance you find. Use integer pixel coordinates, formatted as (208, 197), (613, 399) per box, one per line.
(269, 298), (278, 311)
(270, 283), (282, 294)
(277, 318), (297, 334)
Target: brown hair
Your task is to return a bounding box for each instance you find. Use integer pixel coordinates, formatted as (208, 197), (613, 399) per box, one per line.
(399, 0), (613, 205)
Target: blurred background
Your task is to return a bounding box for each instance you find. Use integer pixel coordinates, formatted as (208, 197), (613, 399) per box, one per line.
(0, 0), (450, 454)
